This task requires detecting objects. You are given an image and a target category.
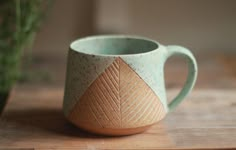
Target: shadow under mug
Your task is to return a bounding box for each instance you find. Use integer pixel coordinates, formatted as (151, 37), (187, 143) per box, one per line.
(63, 35), (198, 136)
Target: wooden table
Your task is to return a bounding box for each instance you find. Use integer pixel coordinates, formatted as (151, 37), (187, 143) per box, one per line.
(0, 86), (236, 150)
(1, 53), (236, 149)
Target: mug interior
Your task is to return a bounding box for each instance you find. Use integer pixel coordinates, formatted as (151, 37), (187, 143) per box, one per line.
(70, 36), (158, 55)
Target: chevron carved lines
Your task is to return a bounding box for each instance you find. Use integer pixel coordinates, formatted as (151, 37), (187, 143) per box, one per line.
(67, 57), (166, 129)
(67, 59), (120, 128)
(119, 59), (166, 128)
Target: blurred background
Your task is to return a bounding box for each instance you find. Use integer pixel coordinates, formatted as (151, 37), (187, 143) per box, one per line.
(34, 0), (236, 57)
(27, 0), (236, 89)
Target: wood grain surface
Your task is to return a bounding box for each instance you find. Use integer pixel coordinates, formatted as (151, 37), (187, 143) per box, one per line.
(1, 53), (236, 149)
(0, 86), (236, 149)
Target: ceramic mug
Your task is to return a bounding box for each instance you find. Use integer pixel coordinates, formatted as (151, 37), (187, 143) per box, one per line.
(63, 35), (197, 136)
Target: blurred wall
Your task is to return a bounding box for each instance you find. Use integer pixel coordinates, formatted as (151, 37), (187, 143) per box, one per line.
(96, 0), (236, 52)
(33, 0), (94, 59)
(33, 0), (236, 59)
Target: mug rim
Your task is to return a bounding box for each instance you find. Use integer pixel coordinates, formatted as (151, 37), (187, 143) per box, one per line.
(70, 35), (161, 57)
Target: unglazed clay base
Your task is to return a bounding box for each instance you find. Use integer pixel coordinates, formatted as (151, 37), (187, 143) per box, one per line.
(68, 119), (158, 136)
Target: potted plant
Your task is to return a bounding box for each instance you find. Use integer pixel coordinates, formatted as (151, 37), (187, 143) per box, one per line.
(0, 0), (51, 114)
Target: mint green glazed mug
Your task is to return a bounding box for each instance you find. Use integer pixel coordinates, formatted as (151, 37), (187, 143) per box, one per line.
(63, 35), (198, 136)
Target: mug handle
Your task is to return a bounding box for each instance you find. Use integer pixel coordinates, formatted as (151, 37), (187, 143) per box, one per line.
(164, 45), (198, 112)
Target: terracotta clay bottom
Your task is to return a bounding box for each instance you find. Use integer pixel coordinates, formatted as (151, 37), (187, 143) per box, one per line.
(69, 120), (158, 136)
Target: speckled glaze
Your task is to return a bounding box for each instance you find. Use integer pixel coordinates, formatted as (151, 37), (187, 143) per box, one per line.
(121, 46), (168, 111)
(63, 50), (116, 116)
(63, 35), (198, 135)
